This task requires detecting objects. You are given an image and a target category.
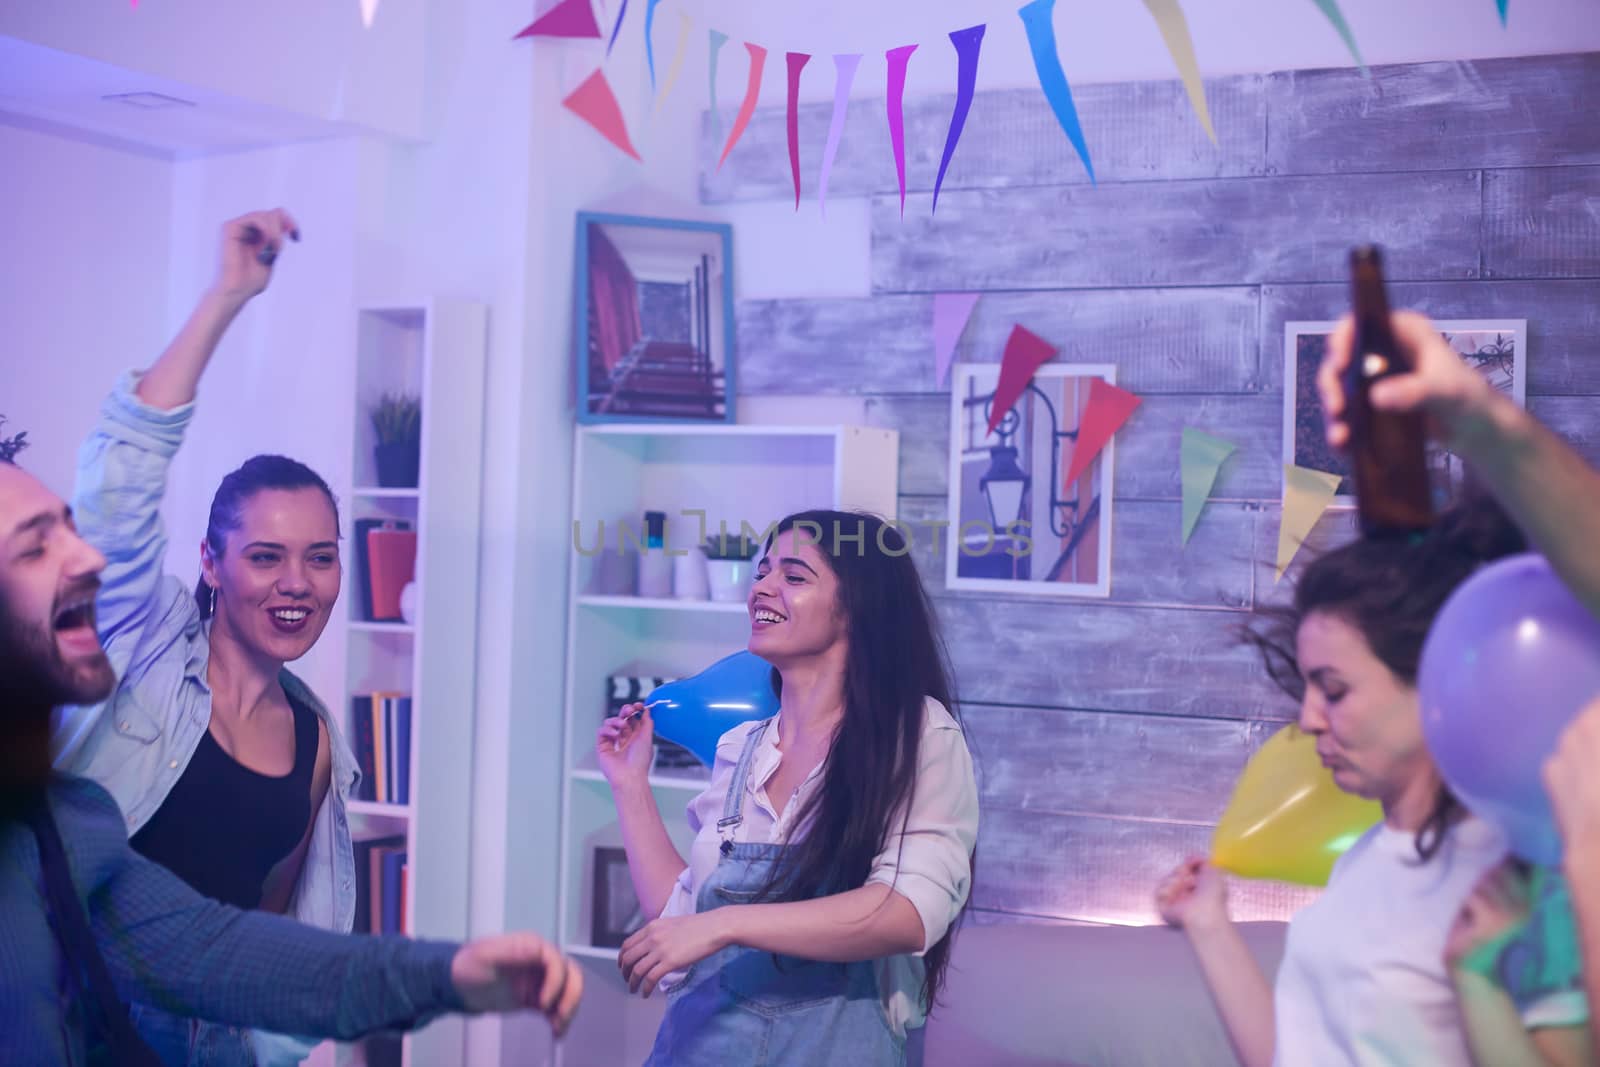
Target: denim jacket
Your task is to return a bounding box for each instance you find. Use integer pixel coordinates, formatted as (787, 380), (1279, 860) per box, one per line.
(52, 373), (361, 1065)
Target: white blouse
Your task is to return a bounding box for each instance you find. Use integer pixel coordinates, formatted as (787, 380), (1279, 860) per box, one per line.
(658, 696), (980, 1035)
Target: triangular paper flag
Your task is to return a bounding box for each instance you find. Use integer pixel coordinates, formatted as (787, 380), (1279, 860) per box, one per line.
(644, 0), (664, 89)
(360, 0), (381, 28)
(1140, 0), (1214, 143)
(1277, 465), (1343, 579)
(606, 0), (629, 56)
(1018, 0), (1095, 183)
(933, 293), (981, 387)
(1063, 378), (1141, 488)
(817, 54), (862, 217)
(652, 12), (692, 113)
(717, 43), (768, 171)
(1181, 428), (1237, 544)
(933, 25), (985, 213)
(563, 70), (641, 161)
(1309, 0), (1368, 75)
(785, 52), (812, 209)
(886, 45), (918, 216)
(987, 326), (1058, 436)
(707, 30), (730, 145)
(514, 0), (600, 39)
(1495, 0), (1508, 23)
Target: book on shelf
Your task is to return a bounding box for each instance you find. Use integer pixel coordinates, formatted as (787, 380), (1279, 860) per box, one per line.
(353, 517), (413, 621)
(350, 693), (412, 804)
(353, 834), (406, 935)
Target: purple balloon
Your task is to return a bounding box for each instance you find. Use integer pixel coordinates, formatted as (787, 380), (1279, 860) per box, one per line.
(1419, 554), (1600, 864)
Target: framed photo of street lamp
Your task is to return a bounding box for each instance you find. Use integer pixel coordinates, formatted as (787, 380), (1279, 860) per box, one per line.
(945, 363), (1117, 598)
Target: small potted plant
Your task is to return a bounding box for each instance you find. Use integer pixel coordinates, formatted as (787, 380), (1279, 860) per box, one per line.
(370, 392), (421, 488)
(700, 533), (760, 603)
(0, 416), (29, 464)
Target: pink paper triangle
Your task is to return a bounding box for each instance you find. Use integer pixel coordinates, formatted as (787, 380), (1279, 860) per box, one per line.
(987, 325), (1058, 436)
(933, 293), (980, 387)
(563, 70), (641, 160)
(515, 0), (601, 39)
(1063, 378), (1142, 488)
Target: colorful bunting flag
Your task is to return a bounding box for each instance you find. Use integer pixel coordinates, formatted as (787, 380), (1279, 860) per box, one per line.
(644, 0), (664, 90)
(1140, 0), (1214, 144)
(933, 293), (981, 387)
(653, 12), (692, 113)
(988, 326), (1058, 436)
(360, 0), (381, 29)
(1496, 0), (1509, 23)
(1277, 465), (1343, 579)
(606, 0), (629, 56)
(514, 0), (601, 39)
(1309, 0), (1368, 75)
(886, 44), (918, 217)
(933, 25), (986, 213)
(717, 43), (769, 171)
(1018, 0), (1096, 183)
(1063, 378), (1141, 488)
(818, 54), (862, 217)
(707, 30), (730, 144)
(563, 69), (641, 161)
(786, 52), (812, 209)
(1181, 429), (1237, 544)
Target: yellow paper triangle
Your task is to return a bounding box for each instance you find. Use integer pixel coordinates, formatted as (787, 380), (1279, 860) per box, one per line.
(654, 12), (693, 114)
(1277, 464), (1342, 580)
(1140, 0), (1216, 144)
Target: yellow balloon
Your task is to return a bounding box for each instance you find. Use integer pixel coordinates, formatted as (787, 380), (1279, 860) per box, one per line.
(1211, 724), (1383, 886)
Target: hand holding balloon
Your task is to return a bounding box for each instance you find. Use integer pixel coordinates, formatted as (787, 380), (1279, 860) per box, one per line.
(597, 703), (655, 792)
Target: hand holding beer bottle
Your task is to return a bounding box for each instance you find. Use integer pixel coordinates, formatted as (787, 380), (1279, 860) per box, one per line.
(1327, 246), (1437, 535)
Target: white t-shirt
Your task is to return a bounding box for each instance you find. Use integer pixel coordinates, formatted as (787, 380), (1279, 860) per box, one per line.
(658, 697), (979, 1035)
(1273, 817), (1524, 1066)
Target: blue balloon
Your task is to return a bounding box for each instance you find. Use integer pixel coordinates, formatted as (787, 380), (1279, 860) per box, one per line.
(646, 651), (778, 767)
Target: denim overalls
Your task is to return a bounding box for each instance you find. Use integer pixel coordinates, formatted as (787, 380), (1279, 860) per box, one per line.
(645, 719), (905, 1066)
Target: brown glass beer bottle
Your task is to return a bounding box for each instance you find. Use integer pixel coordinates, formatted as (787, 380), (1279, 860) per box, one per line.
(1344, 246), (1435, 535)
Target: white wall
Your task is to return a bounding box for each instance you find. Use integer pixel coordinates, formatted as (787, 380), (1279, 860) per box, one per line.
(0, 120), (172, 498)
(0, 0), (427, 138)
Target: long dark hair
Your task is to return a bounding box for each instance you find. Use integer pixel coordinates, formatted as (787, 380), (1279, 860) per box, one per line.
(196, 454), (340, 619)
(755, 509), (968, 1011)
(1244, 491), (1525, 860)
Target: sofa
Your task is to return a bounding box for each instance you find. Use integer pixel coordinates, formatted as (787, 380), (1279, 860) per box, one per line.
(906, 921), (1289, 1066)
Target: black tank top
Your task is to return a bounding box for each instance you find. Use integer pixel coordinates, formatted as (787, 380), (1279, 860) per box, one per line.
(131, 693), (318, 910)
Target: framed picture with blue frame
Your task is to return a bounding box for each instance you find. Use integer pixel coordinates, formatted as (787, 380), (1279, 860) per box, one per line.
(574, 211), (737, 424)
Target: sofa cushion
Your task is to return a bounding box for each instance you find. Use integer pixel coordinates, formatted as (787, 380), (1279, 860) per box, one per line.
(908, 920), (1288, 1067)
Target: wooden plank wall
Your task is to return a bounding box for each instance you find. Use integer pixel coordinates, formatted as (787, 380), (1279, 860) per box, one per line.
(701, 53), (1600, 928)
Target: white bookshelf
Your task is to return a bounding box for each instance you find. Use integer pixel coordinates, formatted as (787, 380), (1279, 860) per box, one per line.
(554, 424), (898, 1067)
(323, 301), (487, 1067)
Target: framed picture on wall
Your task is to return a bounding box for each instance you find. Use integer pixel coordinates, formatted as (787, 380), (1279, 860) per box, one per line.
(1283, 319), (1527, 501)
(590, 846), (645, 949)
(945, 363), (1117, 598)
(574, 211), (737, 424)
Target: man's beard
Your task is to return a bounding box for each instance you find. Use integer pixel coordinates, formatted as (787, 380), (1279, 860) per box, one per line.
(0, 590), (116, 716)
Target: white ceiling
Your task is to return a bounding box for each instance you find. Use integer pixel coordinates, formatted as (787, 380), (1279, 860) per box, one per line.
(0, 35), (351, 158)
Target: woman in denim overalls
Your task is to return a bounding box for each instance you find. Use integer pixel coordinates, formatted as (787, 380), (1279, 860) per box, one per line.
(598, 510), (980, 1066)
(54, 211), (360, 1067)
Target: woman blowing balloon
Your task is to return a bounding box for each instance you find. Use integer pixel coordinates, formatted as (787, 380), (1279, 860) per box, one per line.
(596, 511), (979, 1066)
(1152, 496), (1584, 1067)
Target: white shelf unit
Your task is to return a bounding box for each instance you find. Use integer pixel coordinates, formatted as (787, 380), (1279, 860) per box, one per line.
(326, 301), (487, 1067)
(555, 424), (899, 1067)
